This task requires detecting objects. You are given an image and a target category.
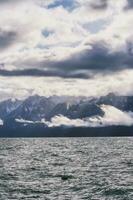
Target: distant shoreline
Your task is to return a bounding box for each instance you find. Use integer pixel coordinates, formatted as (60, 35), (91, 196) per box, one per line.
(0, 126), (133, 137)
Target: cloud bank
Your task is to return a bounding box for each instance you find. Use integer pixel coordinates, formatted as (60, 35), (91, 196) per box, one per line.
(0, 68), (133, 101)
(14, 105), (133, 127)
(47, 105), (133, 127)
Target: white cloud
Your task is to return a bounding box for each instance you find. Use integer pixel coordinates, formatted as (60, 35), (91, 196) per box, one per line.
(89, 104), (133, 126)
(0, 69), (133, 101)
(45, 105), (133, 127)
(0, 118), (3, 126)
(46, 105), (133, 127)
(45, 115), (89, 127)
(0, 0), (132, 67)
(0, 0), (133, 100)
(15, 104), (133, 127)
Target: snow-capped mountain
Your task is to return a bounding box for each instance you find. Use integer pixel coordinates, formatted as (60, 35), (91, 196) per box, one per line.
(98, 93), (133, 111)
(0, 93), (133, 128)
(0, 98), (22, 119)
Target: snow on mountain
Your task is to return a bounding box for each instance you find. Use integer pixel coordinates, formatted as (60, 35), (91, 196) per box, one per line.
(41, 105), (133, 127)
(0, 119), (3, 126)
(0, 98), (22, 119)
(0, 93), (133, 127)
(88, 105), (133, 127)
(6, 95), (56, 121)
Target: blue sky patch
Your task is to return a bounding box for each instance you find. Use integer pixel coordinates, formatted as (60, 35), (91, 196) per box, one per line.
(83, 19), (108, 34)
(42, 29), (54, 38)
(48, 0), (78, 11)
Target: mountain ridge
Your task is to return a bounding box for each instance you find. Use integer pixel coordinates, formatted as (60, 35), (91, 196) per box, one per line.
(0, 93), (133, 129)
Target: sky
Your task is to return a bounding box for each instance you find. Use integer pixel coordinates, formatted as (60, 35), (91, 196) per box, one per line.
(0, 0), (133, 100)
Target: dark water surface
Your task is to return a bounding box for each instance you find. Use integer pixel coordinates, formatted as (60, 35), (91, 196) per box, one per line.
(0, 138), (133, 200)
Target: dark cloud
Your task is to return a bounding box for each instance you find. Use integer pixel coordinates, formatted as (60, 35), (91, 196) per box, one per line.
(124, 0), (133, 10)
(89, 0), (108, 10)
(0, 29), (17, 49)
(45, 41), (133, 72)
(1, 41), (133, 79)
(0, 68), (89, 79)
(0, 0), (10, 2)
(0, 0), (18, 4)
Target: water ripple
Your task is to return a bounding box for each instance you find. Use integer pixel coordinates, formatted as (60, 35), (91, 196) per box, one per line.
(0, 138), (133, 199)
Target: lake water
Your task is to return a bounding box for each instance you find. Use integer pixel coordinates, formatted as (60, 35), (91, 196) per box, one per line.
(0, 138), (133, 200)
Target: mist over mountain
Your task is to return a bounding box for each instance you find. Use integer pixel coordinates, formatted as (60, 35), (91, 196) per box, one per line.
(0, 93), (133, 130)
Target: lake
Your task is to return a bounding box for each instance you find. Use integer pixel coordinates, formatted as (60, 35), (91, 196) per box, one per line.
(0, 138), (133, 199)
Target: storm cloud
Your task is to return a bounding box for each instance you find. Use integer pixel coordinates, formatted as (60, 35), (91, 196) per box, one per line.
(124, 0), (133, 10)
(0, 0), (133, 99)
(38, 41), (133, 75)
(89, 0), (108, 10)
(1, 40), (133, 78)
(0, 68), (89, 79)
(0, 29), (17, 49)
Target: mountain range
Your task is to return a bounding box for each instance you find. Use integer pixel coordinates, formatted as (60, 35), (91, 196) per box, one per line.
(0, 93), (133, 129)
